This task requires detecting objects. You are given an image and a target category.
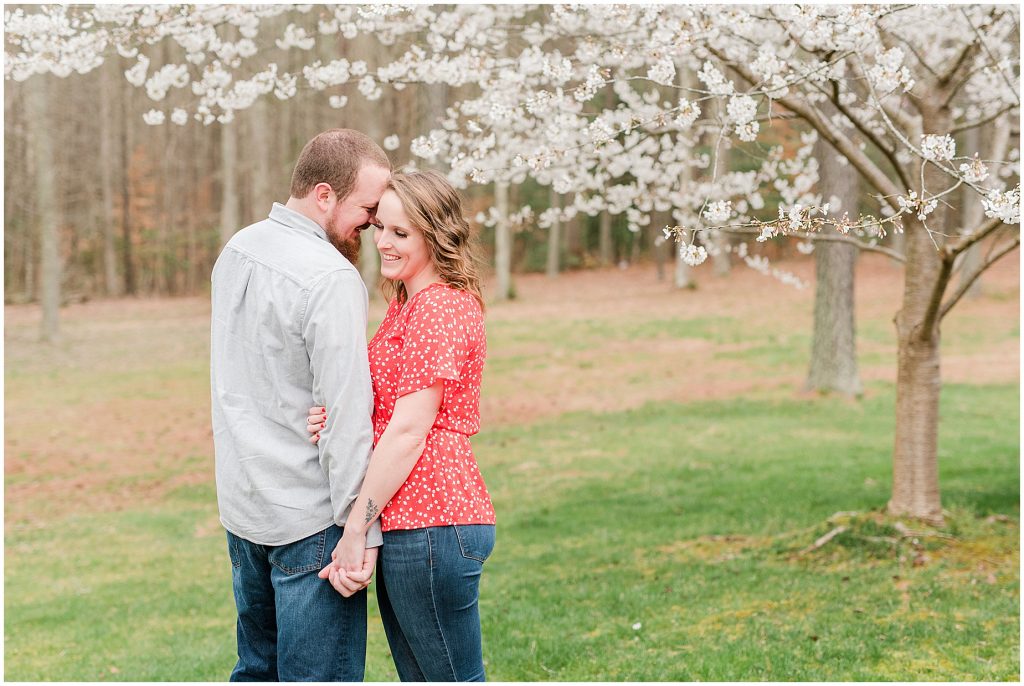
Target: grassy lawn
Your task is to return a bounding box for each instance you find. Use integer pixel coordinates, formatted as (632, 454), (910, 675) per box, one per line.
(5, 259), (1019, 680)
(4, 382), (1018, 680)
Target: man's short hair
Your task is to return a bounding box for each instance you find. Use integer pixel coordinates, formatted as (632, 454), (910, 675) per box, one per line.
(290, 129), (391, 201)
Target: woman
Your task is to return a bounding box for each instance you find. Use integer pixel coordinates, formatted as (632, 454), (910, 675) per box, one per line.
(307, 170), (496, 681)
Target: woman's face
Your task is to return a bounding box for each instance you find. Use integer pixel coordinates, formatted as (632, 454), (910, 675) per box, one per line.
(374, 189), (436, 288)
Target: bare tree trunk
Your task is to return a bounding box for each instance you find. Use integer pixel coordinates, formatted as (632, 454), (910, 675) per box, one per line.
(220, 122), (239, 246)
(546, 189), (561, 278)
(711, 232), (731, 276)
(674, 244), (693, 288)
(249, 97), (273, 219)
(598, 86), (615, 267)
(120, 79), (136, 295)
(806, 137), (862, 396)
(27, 75), (61, 341)
(598, 210), (613, 267)
(494, 180), (513, 300)
(99, 62), (121, 296)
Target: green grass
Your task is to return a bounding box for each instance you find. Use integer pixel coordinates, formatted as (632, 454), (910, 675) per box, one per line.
(5, 383), (1018, 680)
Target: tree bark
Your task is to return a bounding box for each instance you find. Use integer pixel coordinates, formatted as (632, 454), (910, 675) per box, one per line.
(805, 138), (862, 396)
(888, 142), (950, 525)
(120, 77), (136, 295)
(599, 210), (613, 267)
(99, 62), (121, 296)
(494, 181), (513, 300)
(26, 74), (61, 341)
(219, 122), (239, 246)
(546, 189), (561, 278)
(711, 232), (731, 276)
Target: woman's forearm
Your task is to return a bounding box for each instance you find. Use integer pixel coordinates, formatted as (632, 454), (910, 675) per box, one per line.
(342, 380), (444, 538)
(344, 428), (426, 536)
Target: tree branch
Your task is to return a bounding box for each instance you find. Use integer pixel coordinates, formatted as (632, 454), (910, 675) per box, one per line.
(709, 46), (904, 201)
(944, 215), (1005, 258)
(823, 77), (913, 190)
(937, 17), (987, 88)
(940, 238), (1020, 320)
(714, 226), (907, 262)
(949, 104), (1019, 135)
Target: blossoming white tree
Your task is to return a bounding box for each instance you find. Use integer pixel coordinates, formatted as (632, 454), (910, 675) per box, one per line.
(6, 3), (1019, 523)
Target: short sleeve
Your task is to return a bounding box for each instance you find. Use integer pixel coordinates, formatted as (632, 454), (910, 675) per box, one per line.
(395, 289), (470, 397)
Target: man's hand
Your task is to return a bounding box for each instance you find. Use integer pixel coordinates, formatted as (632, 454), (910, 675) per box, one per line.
(318, 533), (377, 597)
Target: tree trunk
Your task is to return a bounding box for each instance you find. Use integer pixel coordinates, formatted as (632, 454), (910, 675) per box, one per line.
(546, 189), (561, 278)
(120, 79), (136, 295)
(674, 244), (693, 289)
(711, 232), (731, 276)
(27, 74), (61, 341)
(806, 137), (862, 396)
(599, 210), (613, 267)
(220, 122), (239, 246)
(888, 148), (950, 525)
(494, 181), (513, 300)
(99, 62), (121, 296)
(249, 97), (273, 221)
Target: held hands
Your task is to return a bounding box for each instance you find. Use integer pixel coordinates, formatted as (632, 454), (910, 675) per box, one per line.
(318, 529), (377, 597)
(307, 406), (327, 445)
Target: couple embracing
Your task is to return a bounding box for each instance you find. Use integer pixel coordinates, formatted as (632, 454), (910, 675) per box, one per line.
(211, 129), (496, 682)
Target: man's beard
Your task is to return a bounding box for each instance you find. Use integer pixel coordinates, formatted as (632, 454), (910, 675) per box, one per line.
(325, 218), (362, 265)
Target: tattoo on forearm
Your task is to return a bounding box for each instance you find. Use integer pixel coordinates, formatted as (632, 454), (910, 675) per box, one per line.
(364, 499), (380, 525)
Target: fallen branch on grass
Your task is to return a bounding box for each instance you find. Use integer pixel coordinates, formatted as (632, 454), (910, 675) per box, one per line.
(798, 525), (848, 555)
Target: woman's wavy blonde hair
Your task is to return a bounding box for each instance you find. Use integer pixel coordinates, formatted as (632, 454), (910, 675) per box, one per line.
(381, 170), (485, 310)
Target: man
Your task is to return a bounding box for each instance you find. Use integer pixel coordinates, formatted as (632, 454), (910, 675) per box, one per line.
(211, 129), (391, 681)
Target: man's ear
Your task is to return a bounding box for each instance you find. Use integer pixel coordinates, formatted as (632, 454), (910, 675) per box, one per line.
(313, 182), (334, 211)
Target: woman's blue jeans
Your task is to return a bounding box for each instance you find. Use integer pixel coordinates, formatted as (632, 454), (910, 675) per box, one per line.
(226, 524), (367, 681)
(377, 524), (496, 682)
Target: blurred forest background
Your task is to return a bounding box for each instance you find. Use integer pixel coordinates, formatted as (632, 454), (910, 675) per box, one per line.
(3, 7), (887, 305)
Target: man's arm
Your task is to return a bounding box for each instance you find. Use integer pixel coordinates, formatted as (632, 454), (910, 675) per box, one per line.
(303, 269), (383, 548)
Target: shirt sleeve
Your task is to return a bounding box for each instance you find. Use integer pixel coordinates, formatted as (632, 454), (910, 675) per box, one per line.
(303, 269), (382, 548)
(395, 290), (469, 398)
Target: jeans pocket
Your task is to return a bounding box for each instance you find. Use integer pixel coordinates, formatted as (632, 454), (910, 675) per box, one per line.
(226, 531), (242, 568)
(453, 524), (495, 563)
(268, 528), (328, 575)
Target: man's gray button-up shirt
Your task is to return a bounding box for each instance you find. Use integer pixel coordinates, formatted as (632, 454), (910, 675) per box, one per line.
(211, 203), (382, 547)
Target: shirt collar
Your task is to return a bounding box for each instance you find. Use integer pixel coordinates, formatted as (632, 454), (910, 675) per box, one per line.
(269, 202), (328, 242)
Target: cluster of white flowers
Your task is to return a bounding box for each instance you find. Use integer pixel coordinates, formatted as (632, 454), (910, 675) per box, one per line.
(867, 47), (915, 93)
(697, 61), (734, 96)
(982, 187), (1020, 224)
(674, 99), (701, 129)
(919, 134), (956, 162)
(958, 156), (990, 183)
(4, 3), (1019, 291)
(646, 57), (676, 86)
(897, 190), (939, 221)
(702, 200), (732, 224)
(680, 242), (708, 266)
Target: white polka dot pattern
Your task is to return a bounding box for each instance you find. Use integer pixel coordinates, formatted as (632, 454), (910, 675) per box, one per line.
(368, 283), (495, 531)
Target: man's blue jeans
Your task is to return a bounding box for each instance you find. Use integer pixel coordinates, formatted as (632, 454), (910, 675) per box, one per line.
(376, 524), (496, 682)
(226, 524), (367, 681)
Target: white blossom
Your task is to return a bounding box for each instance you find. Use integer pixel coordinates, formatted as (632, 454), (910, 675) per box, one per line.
(703, 200), (732, 224)
(680, 243), (708, 266)
(982, 187), (1020, 224)
(920, 134), (955, 162)
(142, 109), (165, 125)
(170, 108), (188, 125)
(958, 156), (989, 183)
(646, 57), (675, 86)
(383, 135), (400, 151)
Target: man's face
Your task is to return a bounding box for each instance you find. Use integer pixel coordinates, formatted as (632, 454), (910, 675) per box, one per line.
(325, 164), (391, 264)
